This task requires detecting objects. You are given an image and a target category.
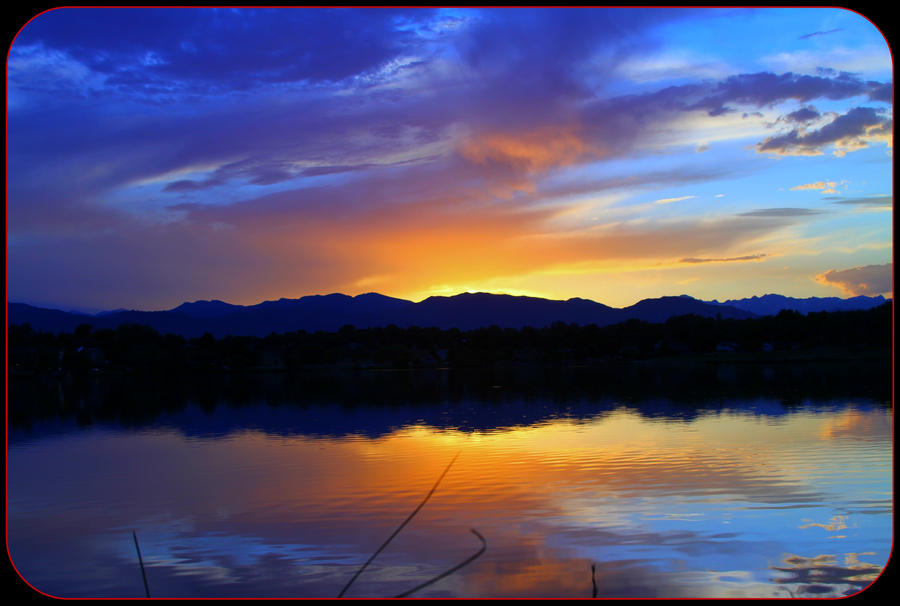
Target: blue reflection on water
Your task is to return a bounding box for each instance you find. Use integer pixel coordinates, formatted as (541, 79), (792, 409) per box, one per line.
(7, 367), (893, 599)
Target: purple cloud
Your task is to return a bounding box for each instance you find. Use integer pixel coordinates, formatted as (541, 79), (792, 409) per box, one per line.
(10, 6), (891, 212)
(783, 106), (820, 123)
(688, 72), (889, 117)
(816, 264), (892, 296)
(867, 81), (893, 103)
(757, 107), (892, 155)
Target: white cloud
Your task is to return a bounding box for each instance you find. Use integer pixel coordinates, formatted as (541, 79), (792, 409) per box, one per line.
(761, 46), (892, 78)
(646, 108), (775, 150)
(616, 51), (734, 83)
(654, 195), (696, 205)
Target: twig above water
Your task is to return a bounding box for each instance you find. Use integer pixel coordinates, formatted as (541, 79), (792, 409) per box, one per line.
(394, 528), (487, 598)
(337, 451), (461, 598)
(132, 530), (151, 598)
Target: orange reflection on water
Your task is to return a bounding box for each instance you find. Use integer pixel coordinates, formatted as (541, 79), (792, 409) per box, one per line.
(462, 556), (599, 598)
(818, 407), (892, 441)
(8, 403), (892, 598)
(209, 407), (886, 531)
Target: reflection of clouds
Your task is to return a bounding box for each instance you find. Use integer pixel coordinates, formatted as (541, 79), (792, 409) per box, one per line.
(770, 552), (883, 598)
(9, 405), (893, 598)
(463, 555), (696, 598)
(672, 569), (788, 598)
(130, 553), (352, 598)
(799, 515), (849, 532)
(643, 512), (704, 521)
(819, 408), (893, 441)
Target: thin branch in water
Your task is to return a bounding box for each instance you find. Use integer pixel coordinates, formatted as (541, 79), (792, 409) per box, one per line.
(337, 451), (461, 598)
(394, 528), (487, 598)
(132, 530), (151, 598)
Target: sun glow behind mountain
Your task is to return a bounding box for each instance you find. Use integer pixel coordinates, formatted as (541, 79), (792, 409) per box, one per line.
(7, 7), (892, 311)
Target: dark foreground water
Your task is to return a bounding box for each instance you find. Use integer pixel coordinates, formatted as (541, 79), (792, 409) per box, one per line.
(7, 363), (893, 598)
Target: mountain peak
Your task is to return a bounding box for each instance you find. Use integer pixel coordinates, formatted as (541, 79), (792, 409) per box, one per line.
(171, 299), (243, 318)
(9, 291), (889, 337)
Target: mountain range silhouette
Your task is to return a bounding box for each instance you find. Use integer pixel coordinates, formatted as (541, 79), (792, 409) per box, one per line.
(7, 291), (888, 337)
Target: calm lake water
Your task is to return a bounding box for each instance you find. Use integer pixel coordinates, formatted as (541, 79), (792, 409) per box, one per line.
(7, 363), (893, 598)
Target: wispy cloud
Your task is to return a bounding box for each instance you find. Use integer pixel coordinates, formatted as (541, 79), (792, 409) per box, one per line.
(798, 28), (843, 40)
(825, 195), (892, 207)
(679, 254), (767, 264)
(654, 195), (696, 205)
(615, 50), (733, 83)
(738, 208), (824, 217)
(763, 47), (892, 77)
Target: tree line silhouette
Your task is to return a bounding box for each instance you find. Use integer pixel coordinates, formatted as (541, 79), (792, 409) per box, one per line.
(8, 302), (891, 376)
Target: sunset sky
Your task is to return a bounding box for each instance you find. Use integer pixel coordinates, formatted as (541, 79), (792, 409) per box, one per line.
(7, 7), (893, 311)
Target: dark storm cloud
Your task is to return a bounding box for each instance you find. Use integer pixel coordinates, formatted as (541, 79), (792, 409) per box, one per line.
(757, 107), (891, 155)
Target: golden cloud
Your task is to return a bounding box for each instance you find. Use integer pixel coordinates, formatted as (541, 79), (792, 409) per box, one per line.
(814, 263), (892, 296)
(458, 126), (600, 173)
(790, 181), (836, 191)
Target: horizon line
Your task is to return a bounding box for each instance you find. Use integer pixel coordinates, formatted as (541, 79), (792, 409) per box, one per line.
(8, 289), (891, 316)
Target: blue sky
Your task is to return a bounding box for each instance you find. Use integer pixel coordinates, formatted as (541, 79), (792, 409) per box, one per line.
(6, 7), (892, 310)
